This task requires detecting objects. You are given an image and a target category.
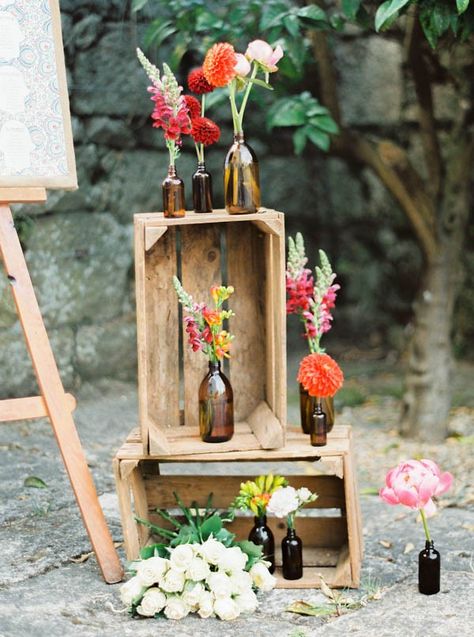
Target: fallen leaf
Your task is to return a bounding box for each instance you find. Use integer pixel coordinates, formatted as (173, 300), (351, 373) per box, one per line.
(24, 476), (48, 489)
(462, 523), (474, 532)
(286, 601), (334, 617)
(319, 575), (336, 600)
(379, 540), (392, 549)
(404, 542), (415, 554)
(360, 487), (379, 496)
(70, 551), (94, 564)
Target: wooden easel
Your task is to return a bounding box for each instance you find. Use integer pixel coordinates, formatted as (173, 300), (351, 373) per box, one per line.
(0, 187), (123, 584)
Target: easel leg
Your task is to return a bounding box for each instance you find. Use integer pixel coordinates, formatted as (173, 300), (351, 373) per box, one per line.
(0, 206), (123, 583)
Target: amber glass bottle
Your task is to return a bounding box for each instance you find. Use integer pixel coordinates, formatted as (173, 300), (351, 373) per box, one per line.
(224, 132), (260, 214)
(419, 541), (440, 595)
(192, 162), (213, 213)
(248, 516), (275, 574)
(299, 384), (335, 434)
(162, 165), (185, 218)
(281, 527), (303, 580)
(311, 401), (327, 447)
(199, 361), (234, 443)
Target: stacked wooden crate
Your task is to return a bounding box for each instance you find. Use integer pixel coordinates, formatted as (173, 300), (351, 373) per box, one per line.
(114, 208), (363, 588)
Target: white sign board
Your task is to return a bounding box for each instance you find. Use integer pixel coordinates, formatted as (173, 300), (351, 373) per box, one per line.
(0, 0), (77, 189)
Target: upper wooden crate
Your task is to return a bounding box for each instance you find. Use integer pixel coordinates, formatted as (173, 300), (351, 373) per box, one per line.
(134, 209), (286, 456)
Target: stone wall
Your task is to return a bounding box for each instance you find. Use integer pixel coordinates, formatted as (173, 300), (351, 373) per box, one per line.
(0, 2), (470, 397)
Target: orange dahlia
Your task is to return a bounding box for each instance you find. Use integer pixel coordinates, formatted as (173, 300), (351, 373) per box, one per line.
(297, 353), (344, 398)
(203, 42), (237, 88)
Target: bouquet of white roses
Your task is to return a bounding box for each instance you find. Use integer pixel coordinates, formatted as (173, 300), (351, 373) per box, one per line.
(120, 537), (276, 621)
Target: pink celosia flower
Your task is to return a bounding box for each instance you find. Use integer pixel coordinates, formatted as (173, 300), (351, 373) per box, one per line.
(246, 40), (283, 72)
(380, 459), (453, 518)
(234, 53), (251, 77)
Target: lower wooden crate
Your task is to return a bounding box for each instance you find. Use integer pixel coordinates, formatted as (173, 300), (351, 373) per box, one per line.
(113, 425), (363, 589)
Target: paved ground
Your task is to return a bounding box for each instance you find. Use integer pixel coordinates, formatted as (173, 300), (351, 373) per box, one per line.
(0, 378), (473, 637)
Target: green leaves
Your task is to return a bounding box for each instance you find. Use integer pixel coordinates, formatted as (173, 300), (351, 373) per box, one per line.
(131, 0), (149, 12)
(375, 0), (411, 32)
(456, 0), (470, 14)
(139, 543), (168, 559)
(419, 1), (453, 48)
(24, 476), (47, 489)
(296, 5), (328, 25)
(267, 92), (339, 154)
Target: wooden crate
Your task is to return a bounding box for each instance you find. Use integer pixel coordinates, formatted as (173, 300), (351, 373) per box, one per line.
(113, 425), (363, 589)
(134, 209), (286, 456)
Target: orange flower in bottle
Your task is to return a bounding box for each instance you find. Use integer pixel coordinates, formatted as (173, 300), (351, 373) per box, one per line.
(297, 353), (344, 398)
(203, 42), (237, 87)
(203, 308), (222, 327)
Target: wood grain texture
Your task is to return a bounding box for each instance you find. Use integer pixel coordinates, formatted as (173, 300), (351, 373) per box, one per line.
(180, 224), (222, 430)
(0, 393), (76, 422)
(247, 400), (284, 448)
(0, 187), (47, 203)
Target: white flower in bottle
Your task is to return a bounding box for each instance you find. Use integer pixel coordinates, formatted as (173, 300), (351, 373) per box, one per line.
(297, 487), (314, 505)
(267, 486), (299, 518)
(198, 537), (227, 565)
(186, 555), (211, 581)
(182, 581), (205, 609)
(136, 587), (167, 617)
(213, 597), (240, 621)
(161, 568), (185, 593)
(119, 576), (145, 606)
(163, 595), (191, 620)
(249, 562), (277, 592)
(207, 571), (233, 598)
(135, 556), (169, 587)
(229, 570), (253, 595)
(218, 546), (248, 574)
(197, 590), (215, 619)
(169, 544), (195, 572)
(235, 589), (258, 613)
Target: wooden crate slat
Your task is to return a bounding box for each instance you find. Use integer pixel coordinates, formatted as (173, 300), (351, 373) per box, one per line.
(180, 224), (222, 431)
(226, 222), (266, 422)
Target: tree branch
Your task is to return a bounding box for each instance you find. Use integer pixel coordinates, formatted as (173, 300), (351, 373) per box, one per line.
(404, 9), (442, 203)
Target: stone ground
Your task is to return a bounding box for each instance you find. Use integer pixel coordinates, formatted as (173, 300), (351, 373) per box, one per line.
(0, 362), (473, 637)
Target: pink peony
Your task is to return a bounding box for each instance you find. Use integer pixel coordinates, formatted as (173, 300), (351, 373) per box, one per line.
(380, 459), (453, 517)
(245, 40), (283, 73)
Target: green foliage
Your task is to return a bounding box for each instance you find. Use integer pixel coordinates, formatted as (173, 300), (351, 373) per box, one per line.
(23, 476), (48, 489)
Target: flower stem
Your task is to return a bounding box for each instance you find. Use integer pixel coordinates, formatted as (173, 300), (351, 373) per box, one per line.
(420, 508), (431, 542)
(238, 63), (258, 132)
(201, 93), (206, 117)
(229, 80), (241, 134)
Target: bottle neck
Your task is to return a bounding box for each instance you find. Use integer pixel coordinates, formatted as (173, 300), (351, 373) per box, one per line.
(286, 527), (296, 538)
(208, 361), (221, 373)
(167, 165), (177, 177)
(254, 515), (267, 525)
(233, 132), (245, 144)
(425, 540), (434, 550)
(197, 161), (206, 171)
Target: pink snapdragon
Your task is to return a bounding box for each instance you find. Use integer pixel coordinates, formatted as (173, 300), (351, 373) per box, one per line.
(286, 269), (314, 314)
(246, 40), (284, 72)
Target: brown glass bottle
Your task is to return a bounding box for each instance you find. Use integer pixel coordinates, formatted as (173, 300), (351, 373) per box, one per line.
(192, 162), (213, 213)
(299, 384), (335, 434)
(311, 401), (327, 447)
(248, 515), (275, 574)
(281, 527), (303, 580)
(162, 165), (185, 218)
(419, 541), (440, 595)
(199, 361), (234, 443)
(224, 132), (260, 214)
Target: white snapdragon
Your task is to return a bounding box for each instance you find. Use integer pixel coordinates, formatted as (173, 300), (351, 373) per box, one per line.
(136, 588), (167, 617)
(207, 571), (233, 598)
(235, 589), (258, 613)
(169, 544), (195, 572)
(161, 568), (185, 593)
(213, 597), (240, 621)
(120, 576), (144, 606)
(198, 536), (227, 565)
(186, 555), (210, 581)
(197, 590), (215, 619)
(267, 486), (299, 518)
(135, 556), (169, 587)
(218, 546), (248, 574)
(163, 595), (191, 620)
(229, 570), (253, 595)
(182, 581), (205, 609)
(249, 562), (277, 592)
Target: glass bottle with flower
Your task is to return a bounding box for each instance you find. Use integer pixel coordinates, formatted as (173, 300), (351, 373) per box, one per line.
(231, 474), (288, 574)
(184, 69), (221, 213)
(287, 233), (341, 434)
(137, 49), (191, 218)
(201, 40), (283, 214)
(267, 486), (318, 580)
(173, 277), (235, 442)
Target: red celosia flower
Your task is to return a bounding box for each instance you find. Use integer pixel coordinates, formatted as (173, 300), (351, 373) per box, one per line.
(191, 116), (221, 146)
(188, 67), (214, 94)
(184, 95), (201, 120)
(203, 42), (237, 87)
(297, 353), (344, 398)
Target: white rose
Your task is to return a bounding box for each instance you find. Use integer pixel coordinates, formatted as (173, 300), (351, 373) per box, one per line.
(119, 576), (144, 606)
(297, 487), (313, 504)
(229, 570), (253, 595)
(182, 581), (205, 609)
(235, 590), (258, 614)
(186, 556), (211, 581)
(161, 568), (185, 593)
(163, 595), (190, 620)
(135, 556), (169, 587)
(198, 537), (226, 565)
(218, 546), (248, 574)
(207, 571), (233, 598)
(169, 544), (195, 572)
(267, 486), (299, 518)
(136, 587), (167, 617)
(249, 562), (277, 592)
(197, 590), (215, 619)
(213, 597), (240, 621)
